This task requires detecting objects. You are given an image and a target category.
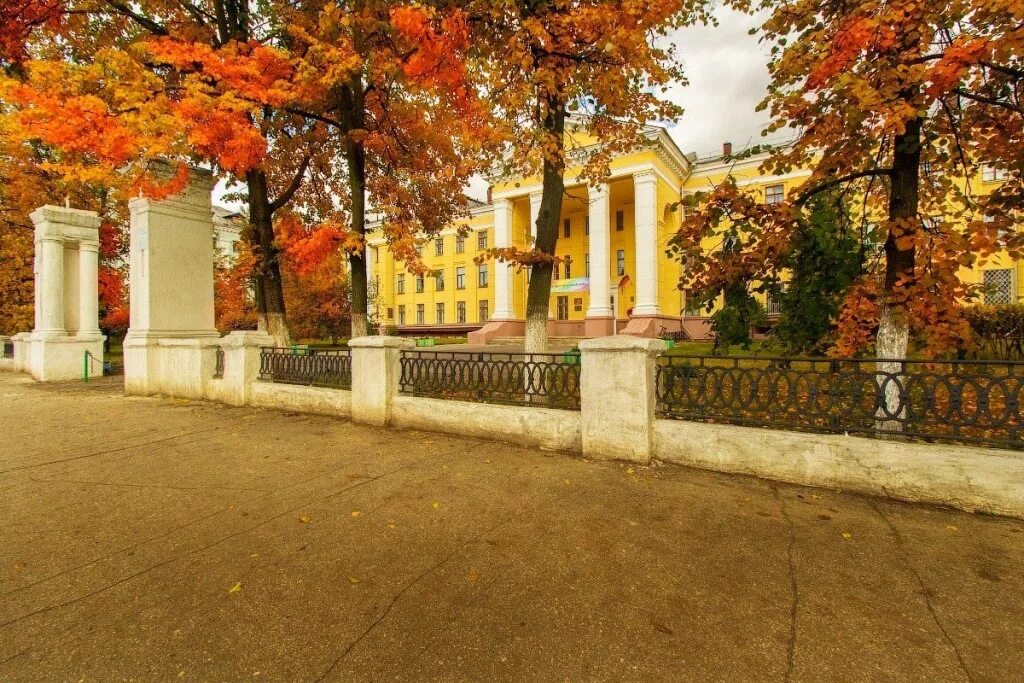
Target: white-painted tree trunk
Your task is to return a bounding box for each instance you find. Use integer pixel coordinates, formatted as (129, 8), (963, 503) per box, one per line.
(875, 304), (909, 432)
(259, 312), (290, 348)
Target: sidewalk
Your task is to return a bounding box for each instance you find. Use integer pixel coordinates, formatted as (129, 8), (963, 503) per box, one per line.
(1, 373), (1021, 681)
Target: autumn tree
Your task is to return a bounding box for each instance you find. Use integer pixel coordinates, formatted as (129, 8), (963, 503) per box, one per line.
(675, 0), (1024, 361)
(1, 0), (340, 345)
(283, 1), (488, 337)
(468, 0), (711, 352)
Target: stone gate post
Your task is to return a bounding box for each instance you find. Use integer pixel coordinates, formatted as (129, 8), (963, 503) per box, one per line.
(123, 165), (221, 396)
(579, 336), (667, 463)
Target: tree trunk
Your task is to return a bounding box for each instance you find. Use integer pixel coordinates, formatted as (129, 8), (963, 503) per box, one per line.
(524, 104), (567, 354)
(339, 7), (369, 340)
(246, 169), (290, 346)
(876, 116), (922, 431)
(342, 85), (368, 339)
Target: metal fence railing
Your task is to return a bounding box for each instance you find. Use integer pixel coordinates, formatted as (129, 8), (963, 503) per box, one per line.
(2, 338), (12, 359)
(258, 347), (352, 389)
(214, 346), (225, 379)
(656, 355), (1024, 448)
(399, 350), (582, 410)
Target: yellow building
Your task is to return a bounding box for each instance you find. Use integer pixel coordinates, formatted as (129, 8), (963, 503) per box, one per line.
(366, 123), (1012, 342)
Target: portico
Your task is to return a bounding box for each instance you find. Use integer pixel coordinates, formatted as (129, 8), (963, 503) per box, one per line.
(477, 155), (684, 342)
(22, 205), (105, 381)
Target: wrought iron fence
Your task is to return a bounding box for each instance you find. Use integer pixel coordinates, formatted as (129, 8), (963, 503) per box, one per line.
(259, 347), (352, 389)
(399, 350), (581, 410)
(2, 339), (12, 359)
(214, 346), (225, 379)
(656, 355), (1024, 448)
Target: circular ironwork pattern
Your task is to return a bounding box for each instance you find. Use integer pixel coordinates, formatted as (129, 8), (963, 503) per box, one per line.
(656, 355), (1024, 448)
(259, 347), (352, 389)
(399, 350), (581, 411)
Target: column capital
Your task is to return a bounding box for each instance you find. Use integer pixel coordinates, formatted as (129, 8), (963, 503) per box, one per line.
(589, 183), (610, 199)
(633, 169), (658, 185)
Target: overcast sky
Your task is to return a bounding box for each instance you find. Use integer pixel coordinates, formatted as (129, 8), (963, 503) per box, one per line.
(218, 7), (777, 207)
(661, 6), (774, 159)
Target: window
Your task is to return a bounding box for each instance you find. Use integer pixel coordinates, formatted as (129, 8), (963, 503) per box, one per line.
(616, 250), (625, 277)
(563, 218), (571, 238)
(556, 296), (569, 320)
(457, 301), (467, 323)
(479, 300), (489, 322)
(455, 235), (465, 253)
(585, 216), (590, 235)
(983, 165), (1009, 183)
(574, 297), (583, 312)
(456, 266), (466, 290)
(415, 273), (424, 293)
(564, 258), (571, 279)
(434, 237), (445, 256)
(765, 184), (784, 205)
(386, 307), (394, 319)
(436, 302), (445, 324)
(984, 269), (1014, 304)
(765, 288), (784, 316)
(435, 270), (445, 291)
(615, 210), (625, 231)
(416, 304), (425, 325)
(684, 290), (703, 317)
(396, 274), (405, 295)
(478, 263), (489, 287)
(922, 161), (933, 176)
(585, 253), (590, 277)
(553, 263), (559, 281)
(398, 305), (406, 326)
(477, 231), (488, 250)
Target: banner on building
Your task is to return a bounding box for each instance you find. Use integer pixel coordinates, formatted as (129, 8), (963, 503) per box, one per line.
(551, 277), (590, 293)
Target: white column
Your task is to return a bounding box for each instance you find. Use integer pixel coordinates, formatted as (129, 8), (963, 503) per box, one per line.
(33, 249), (41, 331)
(493, 198), (516, 320)
(38, 237), (65, 335)
(586, 184), (612, 318)
(633, 170), (660, 316)
(78, 242), (101, 335)
(529, 191), (543, 243)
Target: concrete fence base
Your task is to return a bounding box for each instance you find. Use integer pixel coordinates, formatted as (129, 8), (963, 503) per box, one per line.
(8, 329), (1023, 519)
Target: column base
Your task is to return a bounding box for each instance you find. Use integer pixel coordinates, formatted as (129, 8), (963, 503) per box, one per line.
(468, 320), (525, 345)
(27, 333), (106, 382)
(620, 315), (683, 339)
(583, 316), (615, 337)
(124, 329), (221, 396)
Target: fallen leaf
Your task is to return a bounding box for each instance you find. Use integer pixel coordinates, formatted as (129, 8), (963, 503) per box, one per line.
(563, 479), (571, 485)
(298, 515), (311, 524)
(626, 467), (635, 475)
(841, 532), (853, 539)
(229, 582), (242, 594)
(432, 502), (442, 510)
(467, 569), (480, 583)
(349, 576), (360, 584)
(351, 511), (362, 518)
(946, 525), (959, 532)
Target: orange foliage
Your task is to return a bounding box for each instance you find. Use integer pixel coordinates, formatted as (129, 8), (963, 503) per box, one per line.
(674, 0), (1024, 356)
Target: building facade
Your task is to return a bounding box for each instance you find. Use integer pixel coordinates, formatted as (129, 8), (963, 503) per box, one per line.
(367, 123), (1012, 342)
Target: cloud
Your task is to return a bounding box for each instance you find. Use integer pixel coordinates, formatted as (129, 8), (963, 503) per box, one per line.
(661, 7), (774, 158)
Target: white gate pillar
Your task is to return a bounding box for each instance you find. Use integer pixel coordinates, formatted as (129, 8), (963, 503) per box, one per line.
(124, 164), (220, 396)
(26, 206), (105, 381)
